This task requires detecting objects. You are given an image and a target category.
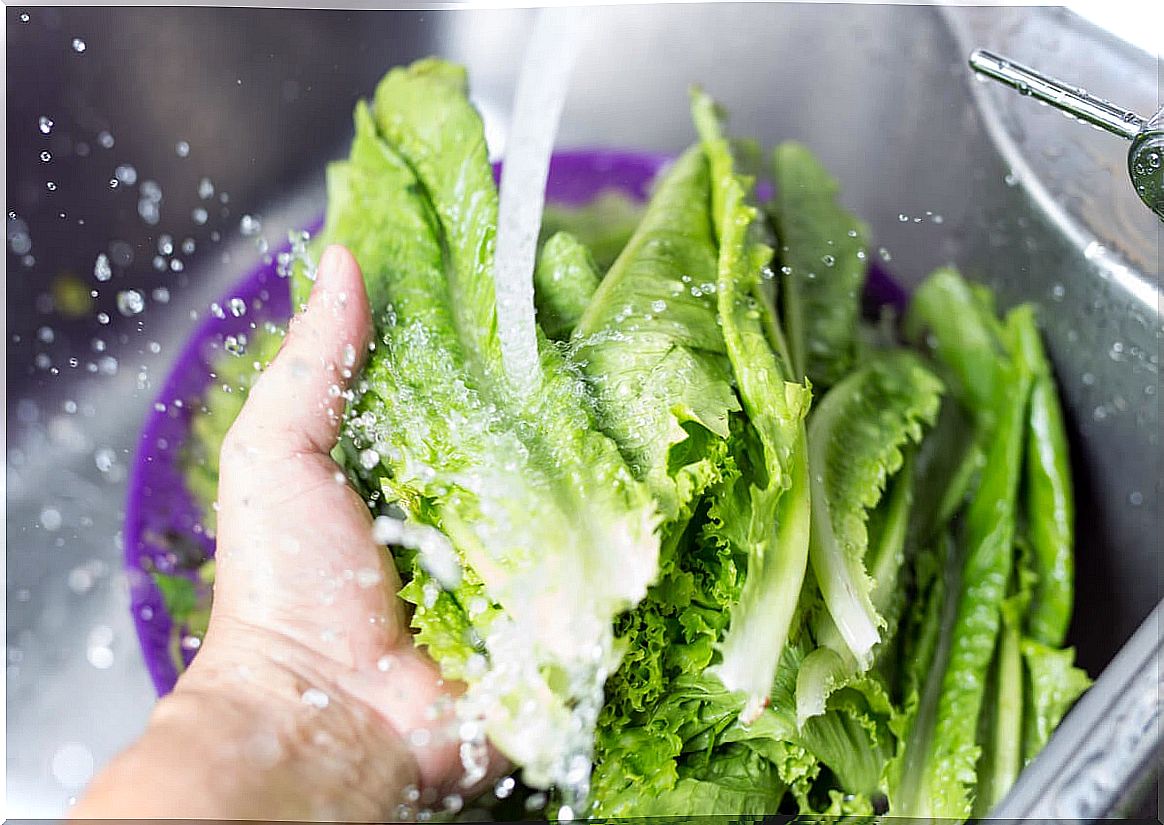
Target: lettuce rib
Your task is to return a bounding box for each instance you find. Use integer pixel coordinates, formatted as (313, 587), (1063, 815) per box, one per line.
(692, 89), (812, 720)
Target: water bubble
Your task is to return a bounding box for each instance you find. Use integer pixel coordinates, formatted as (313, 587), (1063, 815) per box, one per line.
(97, 131), (114, 149)
(152, 286), (170, 304)
(93, 253), (112, 282)
(300, 688), (329, 709)
(116, 289), (144, 316)
(175, 140), (190, 158)
(198, 177), (215, 200)
(40, 506), (63, 530)
(39, 116), (55, 135)
(71, 37), (86, 53)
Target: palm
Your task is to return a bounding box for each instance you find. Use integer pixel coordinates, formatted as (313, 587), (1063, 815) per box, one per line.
(203, 247), (477, 795)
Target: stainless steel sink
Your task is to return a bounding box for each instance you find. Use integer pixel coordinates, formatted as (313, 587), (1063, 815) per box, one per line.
(5, 4), (1159, 819)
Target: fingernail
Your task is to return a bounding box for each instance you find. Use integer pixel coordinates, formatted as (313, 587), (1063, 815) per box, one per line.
(317, 244), (344, 283)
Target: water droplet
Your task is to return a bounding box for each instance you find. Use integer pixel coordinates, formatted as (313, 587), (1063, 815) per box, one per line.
(93, 253), (112, 282)
(116, 289), (144, 316)
(51, 743), (94, 789)
(1051, 283), (1065, 301)
(198, 177), (215, 200)
(40, 150), (52, 162)
(650, 299), (666, 313)
(359, 448), (380, 469)
(300, 688), (329, 709)
(224, 334), (247, 356)
(192, 207), (208, 225)
(897, 213), (909, 222)
(39, 116), (55, 135)
(20, 12), (29, 22)
(113, 164), (137, 186)
(37, 326), (55, 344)
(40, 506), (62, 530)
(878, 247), (892, 262)
(1004, 172), (1019, 187)
(94, 447), (116, 473)
(239, 214), (261, 236)
(71, 37), (86, 53)
(821, 254), (836, 267)
(169, 258), (184, 272)
(494, 777), (516, 799)
(96, 311), (110, 325)
(181, 237), (196, 255)
(45, 181), (57, 191)
(97, 131), (114, 149)
(137, 199), (159, 226)
(1129, 490), (1144, 507)
(228, 297), (247, 317)
(175, 140), (190, 158)
(152, 286), (170, 304)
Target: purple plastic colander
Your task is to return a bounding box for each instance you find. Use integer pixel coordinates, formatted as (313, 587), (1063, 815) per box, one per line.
(124, 148), (906, 697)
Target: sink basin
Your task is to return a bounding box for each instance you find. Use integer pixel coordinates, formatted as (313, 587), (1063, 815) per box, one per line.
(5, 4), (1158, 818)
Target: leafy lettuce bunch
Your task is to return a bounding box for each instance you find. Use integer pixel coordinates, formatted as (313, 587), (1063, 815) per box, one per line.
(168, 58), (1089, 820)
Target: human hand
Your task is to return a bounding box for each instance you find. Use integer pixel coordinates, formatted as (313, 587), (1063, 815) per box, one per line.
(75, 246), (497, 821)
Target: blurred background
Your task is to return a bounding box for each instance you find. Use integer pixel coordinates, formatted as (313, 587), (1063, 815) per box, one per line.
(5, 4), (1159, 819)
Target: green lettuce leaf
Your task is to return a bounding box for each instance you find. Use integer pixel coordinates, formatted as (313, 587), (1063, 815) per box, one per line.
(769, 141), (870, 388)
(692, 88), (813, 719)
(1016, 310), (1075, 648)
(540, 189), (645, 273)
(805, 351), (943, 668)
(533, 231), (601, 340)
(907, 302), (1037, 819)
(325, 59), (660, 793)
(573, 145), (740, 522)
(1020, 637), (1091, 763)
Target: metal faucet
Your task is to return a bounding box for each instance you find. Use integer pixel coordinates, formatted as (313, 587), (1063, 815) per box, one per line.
(969, 48), (1164, 222)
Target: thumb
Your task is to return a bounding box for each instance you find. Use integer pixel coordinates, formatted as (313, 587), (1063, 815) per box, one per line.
(225, 244), (372, 460)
